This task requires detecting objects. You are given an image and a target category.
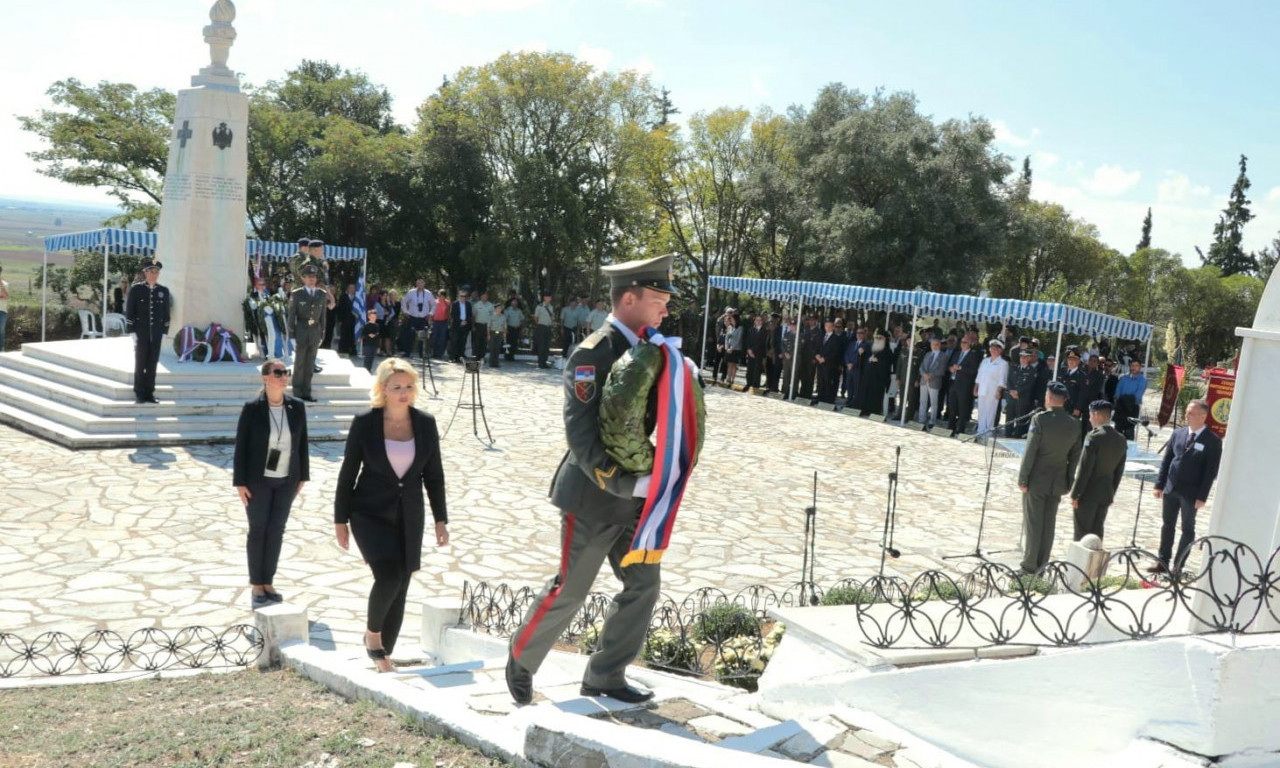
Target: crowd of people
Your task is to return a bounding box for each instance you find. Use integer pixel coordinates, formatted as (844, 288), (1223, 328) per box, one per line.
(706, 307), (1150, 442)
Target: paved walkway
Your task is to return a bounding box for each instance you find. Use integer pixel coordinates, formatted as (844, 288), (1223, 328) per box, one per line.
(1, 357), (1198, 656)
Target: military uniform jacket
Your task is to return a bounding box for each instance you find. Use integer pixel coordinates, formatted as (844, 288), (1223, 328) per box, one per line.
(288, 287), (329, 337)
(1060, 366), (1087, 413)
(1017, 407), (1083, 495)
(1008, 362), (1040, 398)
(125, 282), (171, 339)
(289, 252), (325, 285)
(1071, 424), (1127, 504)
(549, 324), (653, 524)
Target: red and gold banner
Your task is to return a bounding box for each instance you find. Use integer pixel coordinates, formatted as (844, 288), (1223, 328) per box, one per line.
(1204, 367), (1235, 440)
(1157, 364), (1184, 427)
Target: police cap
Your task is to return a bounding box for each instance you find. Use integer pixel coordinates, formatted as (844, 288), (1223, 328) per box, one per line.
(602, 254), (676, 295)
(308, 239), (325, 247)
(142, 258), (163, 272)
(988, 338), (1005, 349)
(297, 237), (311, 248)
(1089, 399), (1113, 413)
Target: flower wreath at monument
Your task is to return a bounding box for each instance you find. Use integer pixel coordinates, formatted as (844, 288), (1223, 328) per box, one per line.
(173, 322), (248, 363)
(244, 295), (290, 358)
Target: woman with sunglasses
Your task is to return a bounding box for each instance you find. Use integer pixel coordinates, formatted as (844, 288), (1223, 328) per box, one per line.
(233, 359), (311, 608)
(334, 357), (450, 672)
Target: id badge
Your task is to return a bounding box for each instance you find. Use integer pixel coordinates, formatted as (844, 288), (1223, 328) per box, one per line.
(266, 448), (282, 472)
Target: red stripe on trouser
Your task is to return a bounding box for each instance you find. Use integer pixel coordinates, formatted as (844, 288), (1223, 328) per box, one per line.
(512, 514), (576, 660)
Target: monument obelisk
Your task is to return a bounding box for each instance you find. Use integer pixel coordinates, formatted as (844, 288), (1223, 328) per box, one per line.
(154, 0), (248, 335)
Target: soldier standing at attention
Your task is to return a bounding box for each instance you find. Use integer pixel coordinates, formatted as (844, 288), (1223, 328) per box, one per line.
(1070, 400), (1128, 541)
(125, 258), (171, 404)
(534, 291), (555, 369)
(1006, 347), (1040, 437)
(506, 254), (677, 707)
(289, 265), (330, 402)
(1017, 381), (1083, 574)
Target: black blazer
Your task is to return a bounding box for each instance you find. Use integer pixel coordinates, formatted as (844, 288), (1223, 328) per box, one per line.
(233, 394), (310, 486)
(948, 348), (980, 386)
(334, 408), (448, 572)
(1157, 426), (1223, 503)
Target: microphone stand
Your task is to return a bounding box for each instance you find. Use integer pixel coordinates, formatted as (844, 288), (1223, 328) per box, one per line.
(877, 447), (902, 580)
(1128, 435), (1169, 549)
(799, 472), (819, 606)
(943, 407), (1043, 562)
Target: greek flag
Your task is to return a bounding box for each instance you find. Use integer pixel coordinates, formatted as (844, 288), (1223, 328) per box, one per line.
(353, 273), (366, 342)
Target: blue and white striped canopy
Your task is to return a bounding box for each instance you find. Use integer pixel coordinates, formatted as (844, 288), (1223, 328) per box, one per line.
(43, 228), (368, 262)
(709, 276), (1152, 342)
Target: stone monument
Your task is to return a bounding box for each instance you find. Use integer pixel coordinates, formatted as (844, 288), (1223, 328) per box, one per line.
(154, 0), (249, 334)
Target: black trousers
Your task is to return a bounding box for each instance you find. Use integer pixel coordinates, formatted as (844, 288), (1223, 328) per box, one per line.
(338, 320), (356, 355)
(1158, 490), (1199, 569)
(534, 325), (552, 366)
(746, 353), (765, 389)
(134, 332), (163, 399)
(245, 476), (295, 585)
(817, 362), (839, 403)
(764, 357), (779, 391)
(366, 557), (413, 655)
(948, 383), (975, 435)
(506, 325), (521, 360)
(473, 325), (487, 361)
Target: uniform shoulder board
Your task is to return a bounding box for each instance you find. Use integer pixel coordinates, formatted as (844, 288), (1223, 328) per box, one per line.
(578, 329), (609, 350)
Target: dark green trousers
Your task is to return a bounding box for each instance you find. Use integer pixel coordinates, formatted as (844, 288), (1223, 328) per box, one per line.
(509, 510), (660, 689)
(1021, 489), (1062, 574)
(1073, 500), (1110, 542)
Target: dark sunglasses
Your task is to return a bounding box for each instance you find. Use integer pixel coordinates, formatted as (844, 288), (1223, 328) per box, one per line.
(267, 368), (291, 378)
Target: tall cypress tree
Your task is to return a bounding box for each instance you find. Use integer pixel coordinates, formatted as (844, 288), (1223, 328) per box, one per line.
(1137, 207), (1152, 251)
(1203, 154), (1257, 276)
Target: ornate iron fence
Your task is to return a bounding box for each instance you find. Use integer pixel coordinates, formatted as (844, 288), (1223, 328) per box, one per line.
(461, 537), (1280, 672)
(0, 625), (263, 679)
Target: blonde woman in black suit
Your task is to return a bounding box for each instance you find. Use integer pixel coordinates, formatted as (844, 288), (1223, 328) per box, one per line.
(233, 358), (310, 609)
(334, 357), (450, 672)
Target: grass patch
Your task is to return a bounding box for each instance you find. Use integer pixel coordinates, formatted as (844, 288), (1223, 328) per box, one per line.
(0, 668), (506, 768)
(1095, 574), (1146, 590)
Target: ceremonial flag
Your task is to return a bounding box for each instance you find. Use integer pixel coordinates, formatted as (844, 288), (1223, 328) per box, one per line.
(353, 272), (366, 343)
(1157, 363), (1185, 428)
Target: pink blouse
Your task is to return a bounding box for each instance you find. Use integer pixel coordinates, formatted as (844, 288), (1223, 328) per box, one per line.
(385, 438), (415, 479)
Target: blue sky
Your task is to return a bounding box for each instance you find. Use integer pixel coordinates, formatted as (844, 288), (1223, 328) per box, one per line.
(2, 0), (1277, 264)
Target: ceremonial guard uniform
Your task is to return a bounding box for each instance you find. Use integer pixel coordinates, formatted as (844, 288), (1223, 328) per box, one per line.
(1070, 402), (1128, 541)
(507, 255), (677, 707)
(1017, 381), (1083, 574)
(288, 266), (329, 401)
(125, 259), (171, 404)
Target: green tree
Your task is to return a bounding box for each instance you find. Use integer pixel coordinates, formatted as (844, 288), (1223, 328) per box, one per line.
(986, 200), (1107, 302)
(1256, 232), (1279, 284)
(18, 79), (174, 229)
(1161, 266), (1263, 365)
(1137, 207), (1152, 252)
(1202, 154), (1257, 276)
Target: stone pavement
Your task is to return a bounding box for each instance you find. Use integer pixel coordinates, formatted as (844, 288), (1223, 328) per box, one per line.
(1, 355), (1199, 657)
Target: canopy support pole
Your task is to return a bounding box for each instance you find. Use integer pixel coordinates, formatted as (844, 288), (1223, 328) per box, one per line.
(787, 295), (805, 400)
(40, 245), (48, 342)
(100, 240), (110, 323)
(699, 279), (712, 373)
(1052, 313), (1066, 382)
(900, 304), (919, 426)
(1143, 331), (1153, 372)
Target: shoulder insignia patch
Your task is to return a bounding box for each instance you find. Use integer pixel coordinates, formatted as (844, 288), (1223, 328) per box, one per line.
(593, 464), (616, 489)
(574, 365), (596, 403)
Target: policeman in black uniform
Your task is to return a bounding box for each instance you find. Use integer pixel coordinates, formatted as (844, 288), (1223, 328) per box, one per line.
(506, 254), (676, 707)
(125, 258), (171, 404)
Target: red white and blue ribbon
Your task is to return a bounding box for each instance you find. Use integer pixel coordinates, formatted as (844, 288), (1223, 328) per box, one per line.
(206, 322), (245, 363)
(175, 325), (211, 362)
(621, 328), (701, 567)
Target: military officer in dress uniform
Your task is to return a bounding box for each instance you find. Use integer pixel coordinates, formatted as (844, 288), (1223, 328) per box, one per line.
(1017, 381), (1083, 574)
(1005, 347), (1041, 437)
(125, 259), (171, 404)
(1059, 350), (1087, 418)
(289, 237), (325, 286)
(506, 254), (676, 707)
(288, 265), (330, 402)
(1070, 400), (1128, 541)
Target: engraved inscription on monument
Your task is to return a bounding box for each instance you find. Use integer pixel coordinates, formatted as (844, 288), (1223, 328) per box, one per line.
(165, 171), (246, 203)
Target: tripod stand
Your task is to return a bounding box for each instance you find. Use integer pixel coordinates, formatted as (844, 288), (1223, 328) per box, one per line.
(877, 447), (902, 580)
(799, 472), (819, 606)
(416, 330), (438, 397)
(444, 360), (494, 446)
(943, 407), (1042, 562)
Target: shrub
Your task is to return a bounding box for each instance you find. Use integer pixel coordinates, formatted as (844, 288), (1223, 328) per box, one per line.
(641, 628), (700, 674)
(821, 585), (884, 606)
(1095, 574), (1145, 591)
(577, 621), (603, 654)
(3, 304), (81, 349)
(1005, 573), (1054, 595)
(691, 602), (758, 645)
(912, 580), (970, 602)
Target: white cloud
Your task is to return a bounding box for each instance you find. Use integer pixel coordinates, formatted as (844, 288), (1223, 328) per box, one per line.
(1082, 164), (1141, 197)
(1157, 172), (1211, 204)
(625, 55), (658, 76)
(577, 43), (613, 72)
(625, 0), (665, 6)
(511, 39), (549, 54)
(750, 67), (772, 98)
(992, 119), (1040, 149)
(1266, 186), (1280, 204)
(425, 0), (546, 15)
(1030, 151), (1060, 172)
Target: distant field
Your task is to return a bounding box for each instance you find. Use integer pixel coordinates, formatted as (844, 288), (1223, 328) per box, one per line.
(0, 197), (117, 250)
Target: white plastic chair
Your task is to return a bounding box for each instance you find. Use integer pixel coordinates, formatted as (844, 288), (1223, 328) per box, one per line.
(78, 310), (104, 339)
(102, 313), (128, 337)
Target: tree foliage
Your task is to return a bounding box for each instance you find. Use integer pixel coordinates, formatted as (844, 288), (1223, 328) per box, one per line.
(1137, 207), (1152, 252)
(1203, 154), (1257, 276)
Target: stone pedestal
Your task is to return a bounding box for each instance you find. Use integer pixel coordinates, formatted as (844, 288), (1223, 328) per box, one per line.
(1063, 535), (1108, 593)
(254, 602), (309, 669)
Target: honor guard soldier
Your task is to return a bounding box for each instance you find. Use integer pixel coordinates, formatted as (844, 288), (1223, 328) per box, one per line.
(506, 253), (677, 707)
(1017, 380), (1083, 574)
(288, 264), (330, 401)
(1070, 400), (1128, 541)
(125, 258), (171, 404)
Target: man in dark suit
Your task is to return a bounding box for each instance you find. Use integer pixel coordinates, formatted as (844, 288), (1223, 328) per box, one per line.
(336, 283), (358, 356)
(764, 312), (783, 393)
(796, 316), (821, 400)
(812, 319), (846, 406)
(1018, 382), (1083, 574)
(125, 258), (171, 404)
(1070, 400), (1128, 541)
(744, 314), (769, 392)
(506, 254), (679, 707)
(777, 317), (797, 399)
(448, 286), (473, 362)
(946, 337), (979, 437)
(1151, 399), (1223, 574)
